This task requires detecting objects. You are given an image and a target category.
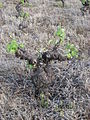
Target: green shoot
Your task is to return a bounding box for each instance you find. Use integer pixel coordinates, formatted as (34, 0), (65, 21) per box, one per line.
(48, 26), (65, 46)
(20, 11), (29, 18)
(20, 0), (32, 7)
(40, 93), (48, 108)
(7, 40), (24, 54)
(55, 26), (65, 44)
(66, 43), (78, 59)
(0, 2), (3, 8)
(7, 40), (18, 54)
(20, 0), (25, 5)
(24, 12), (29, 18)
(19, 43), (24, 48)
(25, 3), (33, 7)
(81, 0), (86, 4)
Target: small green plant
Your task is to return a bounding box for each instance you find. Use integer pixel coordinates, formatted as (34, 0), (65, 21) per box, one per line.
(20, 0), (33, 7)
(40, 93), (48, 108)
(7, 40), (24, 54)
(7, 40), (18, 54)
(48, 26), (65, 46)
(55, 26), (65, 44)
(80, 0), (90, 5)
(56, 1), (64, 7)
(20, 0), (25, 5)
(81, 0), (86, 4)
(0, 2), (3, 8)
(66, 43), (78, 59)
(24, 12), (29, 18)
(19, 43), (24, 48)
(20, 11), (29, 18)
(25, 3), (33, 7)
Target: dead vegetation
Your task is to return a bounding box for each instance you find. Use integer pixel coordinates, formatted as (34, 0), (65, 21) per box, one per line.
(0, 0), (90, 120)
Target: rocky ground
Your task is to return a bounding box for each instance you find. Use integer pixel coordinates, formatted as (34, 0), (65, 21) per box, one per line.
(0, 0), (90, 120)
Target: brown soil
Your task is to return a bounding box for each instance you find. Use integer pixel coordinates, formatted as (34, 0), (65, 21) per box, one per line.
(0, 0), (90, 120)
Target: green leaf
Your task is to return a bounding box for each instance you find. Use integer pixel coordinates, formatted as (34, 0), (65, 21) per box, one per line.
(66, 43), (71, 49)
(20, 0), (25, 4)
(48, 39), (54, 45)
(20, 11), (29, 18)
(10, 49), (16, 54)
(67, 53), (72, 59)
(66, 42), (78, 58)
(55, 40), (59, 45)
(7, 40), (18, 54)
(24, 12), (29, 18)
(44, 101), (48, 108)
(56, 26), (65, 43)
(28, 64), (33, 69)
(81, 0), (86, 4)
(76, 54), (78, 58)
(19, 43), (24, 48)
(56, 26), (61, 36)
(40, 93), (44, 98)
(70, 44), (75, 51)
(74, 48), (78, 52)
(71, 51), (77, 57)
(0, 2), (3, 8)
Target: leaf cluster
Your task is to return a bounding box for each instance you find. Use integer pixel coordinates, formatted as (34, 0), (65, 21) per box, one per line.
(20, 11), (29, 18)
(20, 0), (25, 5)
(66, 43), (78, 59)
(55, 26), (65, 43)
(7, 40), (24, 54)
(80, 0), (90, 5)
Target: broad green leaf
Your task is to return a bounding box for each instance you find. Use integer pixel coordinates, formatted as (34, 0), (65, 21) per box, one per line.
(7, 40), (18, 54)
(20, 0), (24, 4)
(24, 12), (29, 18)
(70, 44), (75, 51)
(67, 53), (72, 59)
(71, 51), (77, 57)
